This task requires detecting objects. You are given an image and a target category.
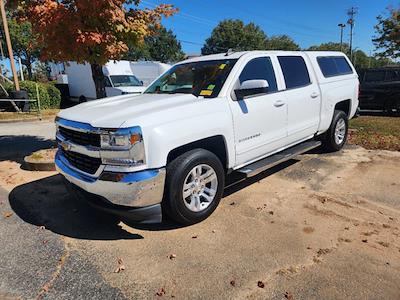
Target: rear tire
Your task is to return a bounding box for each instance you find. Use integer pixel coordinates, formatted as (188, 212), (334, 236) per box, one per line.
(163, 149), (225, 225)
(321, 110), (348, 152)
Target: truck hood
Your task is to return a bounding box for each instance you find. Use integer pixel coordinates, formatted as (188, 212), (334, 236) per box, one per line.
(58, 93), (202, 128)
(116, 86), (147, 94)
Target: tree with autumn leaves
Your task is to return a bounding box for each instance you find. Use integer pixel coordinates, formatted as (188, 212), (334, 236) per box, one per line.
(10, 0), (177, 98)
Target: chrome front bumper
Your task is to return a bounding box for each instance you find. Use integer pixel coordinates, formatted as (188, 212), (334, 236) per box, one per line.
(55, 150), (166, 208)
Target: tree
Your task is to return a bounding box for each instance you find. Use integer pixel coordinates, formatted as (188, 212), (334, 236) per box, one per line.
(307, 42), (350, 54)
(373, 6), (400, 60)
(265, 35), (299, 51)
(4, 19), (40, 79)
(202, 19), (267, 55)
(125, 26), (185, 63)
(13, 0), (177, 98)
(352, 50), (370, 68)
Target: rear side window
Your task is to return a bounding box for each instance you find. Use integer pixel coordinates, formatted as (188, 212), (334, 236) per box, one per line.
(385, 70), (400, 82)
(317, 56), (353, 77)
(239, 57), (278, 93)
(278, 56), (311, 89)
(365, 71), (385, 82)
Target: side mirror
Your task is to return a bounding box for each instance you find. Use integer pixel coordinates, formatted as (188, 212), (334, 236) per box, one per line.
(234, 79), (269, 100)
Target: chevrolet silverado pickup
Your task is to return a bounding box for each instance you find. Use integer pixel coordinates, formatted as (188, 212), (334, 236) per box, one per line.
(55, 51), (359, 225)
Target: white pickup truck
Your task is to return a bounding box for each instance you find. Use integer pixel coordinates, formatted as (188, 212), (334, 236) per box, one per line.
(55, 51), (359, 224)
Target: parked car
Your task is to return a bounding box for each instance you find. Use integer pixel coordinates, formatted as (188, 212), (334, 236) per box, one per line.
(65, 61), (149, 100)
(357, 67), (400, 114)
(55, 51), (359, 225)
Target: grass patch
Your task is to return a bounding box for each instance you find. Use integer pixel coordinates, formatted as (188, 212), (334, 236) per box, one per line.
(348, 116), (400, 151)
(0, 109), (59, 121)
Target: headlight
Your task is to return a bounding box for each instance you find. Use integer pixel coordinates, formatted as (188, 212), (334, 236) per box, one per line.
(100, 127), (145, 167)
(100, 132), (141, 149)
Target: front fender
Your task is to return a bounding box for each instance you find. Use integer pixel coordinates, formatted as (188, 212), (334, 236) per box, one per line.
(143, 111), (235, 169)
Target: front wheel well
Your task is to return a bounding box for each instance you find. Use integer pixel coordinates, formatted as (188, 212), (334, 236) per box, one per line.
(167, 136), (228, 170)
(334, 99), (351, 117)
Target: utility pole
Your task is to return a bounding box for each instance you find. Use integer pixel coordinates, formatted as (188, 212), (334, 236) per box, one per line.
(0, 0), (19, 91)
(338, 23), (346, 52)
(347, 7), (358, 62)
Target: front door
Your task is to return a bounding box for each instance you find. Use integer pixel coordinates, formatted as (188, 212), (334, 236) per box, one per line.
(229, 56), (288, 167)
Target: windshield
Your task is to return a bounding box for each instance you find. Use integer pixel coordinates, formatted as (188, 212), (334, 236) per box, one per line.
(110, 75), (143, 87)
(144, 59), (237, 98)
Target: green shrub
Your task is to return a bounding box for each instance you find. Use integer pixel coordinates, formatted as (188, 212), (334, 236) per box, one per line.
(3, 80), (61, 109)
(45, 84), (61, 108)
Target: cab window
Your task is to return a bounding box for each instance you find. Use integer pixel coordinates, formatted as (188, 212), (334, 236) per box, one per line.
(278, 56), (311, 89)
(239, 57), (278, 93)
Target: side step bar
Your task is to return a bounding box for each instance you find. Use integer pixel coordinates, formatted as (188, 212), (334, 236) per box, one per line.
(236, 140), (322, 178)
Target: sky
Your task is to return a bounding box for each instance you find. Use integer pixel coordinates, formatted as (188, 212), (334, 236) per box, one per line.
(139, 0), (398, 55)
(3, 0), (398, 75)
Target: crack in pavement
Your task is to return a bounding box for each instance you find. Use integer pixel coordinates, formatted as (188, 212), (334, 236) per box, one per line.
(34, 237), (71, 300)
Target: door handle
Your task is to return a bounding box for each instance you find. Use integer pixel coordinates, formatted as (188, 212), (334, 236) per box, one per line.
(273, 100), (285, 107)
(311, 92), (320, 99)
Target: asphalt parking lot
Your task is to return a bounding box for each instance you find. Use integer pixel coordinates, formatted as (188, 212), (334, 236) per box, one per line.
(0, 121), (399, 299)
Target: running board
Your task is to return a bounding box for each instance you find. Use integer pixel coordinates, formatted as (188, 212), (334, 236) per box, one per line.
(236, 140), (322, 178)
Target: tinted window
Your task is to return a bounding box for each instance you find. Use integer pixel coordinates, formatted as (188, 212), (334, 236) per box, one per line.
(278, 56), (311, 89)
(317, 56), (353, 77)
(317, 57), (337, 77)
(365, 71), (385, 82)
(385, 70), (400, 82)
(334, 57), (353, 74)
(239, 57), (278, 92)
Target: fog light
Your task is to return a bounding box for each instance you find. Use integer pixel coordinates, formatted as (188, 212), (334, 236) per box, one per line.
(99, 172), (125, 182)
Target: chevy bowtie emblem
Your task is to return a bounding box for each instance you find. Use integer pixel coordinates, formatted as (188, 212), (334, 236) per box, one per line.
(61, 141), (72, 151)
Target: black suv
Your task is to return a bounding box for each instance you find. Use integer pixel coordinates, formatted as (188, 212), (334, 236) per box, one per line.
(358, 67), (400, 114)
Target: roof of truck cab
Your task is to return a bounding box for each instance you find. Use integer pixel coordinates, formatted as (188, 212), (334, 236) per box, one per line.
(179, 50), (348, 64)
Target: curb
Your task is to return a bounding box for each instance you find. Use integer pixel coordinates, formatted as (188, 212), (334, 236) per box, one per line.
(23, 149), (57, 171)
(23, 158), (56, 171)
(0, 116), (55, 124)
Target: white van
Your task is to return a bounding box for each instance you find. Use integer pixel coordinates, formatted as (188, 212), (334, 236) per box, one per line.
(130, 61), (171, 86)
(66, 61), (147, 100)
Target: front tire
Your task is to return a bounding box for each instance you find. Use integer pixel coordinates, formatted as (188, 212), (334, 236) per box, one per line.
(163, 149), (225, 225)
(321, 110), (348, 152)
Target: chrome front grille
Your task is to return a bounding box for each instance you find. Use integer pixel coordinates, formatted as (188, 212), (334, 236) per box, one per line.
(61, 149), (101, 175)
(58, 126), (101, 148)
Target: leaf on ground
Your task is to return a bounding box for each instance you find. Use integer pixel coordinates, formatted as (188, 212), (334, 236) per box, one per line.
(42, 283), (51, 292)
(257, 281), (265, 288)
(3, 211), (13, 218)
(114, 258), (125, 273)
(156, 287), (166, 297)
(284, 291), (294, 299)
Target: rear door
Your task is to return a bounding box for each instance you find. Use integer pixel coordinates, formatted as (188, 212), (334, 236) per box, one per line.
(277, 55), (321, 143)
(229, 56), (288, 167)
